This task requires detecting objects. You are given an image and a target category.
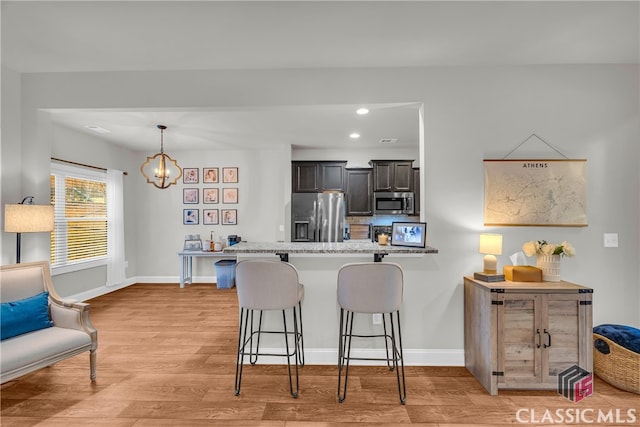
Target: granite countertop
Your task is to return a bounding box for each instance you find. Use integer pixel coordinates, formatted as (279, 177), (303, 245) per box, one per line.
(223, 241), (438, 255)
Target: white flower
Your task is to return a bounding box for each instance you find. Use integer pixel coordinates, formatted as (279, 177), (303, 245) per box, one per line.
(562, 241), (575, 257)
(522, 240), (575, 257)
(522, 241), (538, 257)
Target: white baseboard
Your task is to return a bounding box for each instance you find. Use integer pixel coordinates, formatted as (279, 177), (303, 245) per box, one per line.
(67, 278), (137, 301)
(68, 276), (215, 300)
(136, 276), (219, 286)
(134, 276), (216, 284)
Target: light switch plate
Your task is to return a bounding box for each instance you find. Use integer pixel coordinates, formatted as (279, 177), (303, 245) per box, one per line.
(603, 233), (618, 247)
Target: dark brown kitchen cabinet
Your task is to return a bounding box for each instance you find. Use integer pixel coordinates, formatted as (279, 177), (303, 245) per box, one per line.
(319, 162), (346, 191)
(292, 162), (319, 192)
(292, 161), (346, 193)
(345, 168), (373, 216)
(370, 160), (414, 192)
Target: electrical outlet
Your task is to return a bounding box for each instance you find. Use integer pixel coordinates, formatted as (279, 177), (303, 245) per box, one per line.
(372, 313), (382, 325)
(603, 233), (618, 248)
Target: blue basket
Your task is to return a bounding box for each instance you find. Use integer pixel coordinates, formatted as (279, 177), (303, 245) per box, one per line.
(214, 260), (236, 289)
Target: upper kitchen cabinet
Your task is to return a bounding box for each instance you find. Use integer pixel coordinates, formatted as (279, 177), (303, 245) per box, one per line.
(370, 160), (414, 192)
(292, 161), (347, 193)
(345, 168), (373, 216)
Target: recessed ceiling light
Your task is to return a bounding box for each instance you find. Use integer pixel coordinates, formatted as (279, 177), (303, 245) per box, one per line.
(356, 108), (369, 115)
(349, 132), (361, 139)
(85, 125), (111, 134)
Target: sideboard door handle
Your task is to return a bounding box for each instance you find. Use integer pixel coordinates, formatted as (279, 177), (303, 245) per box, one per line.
(543, 329), (551, 348)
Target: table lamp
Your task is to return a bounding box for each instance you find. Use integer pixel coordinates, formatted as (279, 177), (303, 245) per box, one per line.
(4, 196), (54, 263)
(474, 233), (504, 282)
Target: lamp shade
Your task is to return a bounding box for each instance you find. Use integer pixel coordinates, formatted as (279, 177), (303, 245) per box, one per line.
(479, 233), (502, 255)
(4, 204), (54, 233)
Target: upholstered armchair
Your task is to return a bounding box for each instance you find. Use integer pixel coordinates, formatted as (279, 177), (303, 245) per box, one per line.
(1, 261), (97, 383)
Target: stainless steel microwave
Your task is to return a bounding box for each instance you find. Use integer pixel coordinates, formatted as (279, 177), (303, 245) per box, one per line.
(373, 192), (414, 215)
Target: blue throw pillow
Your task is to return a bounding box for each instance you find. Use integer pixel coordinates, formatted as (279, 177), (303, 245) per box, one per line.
(1, 292), (53, 340)
(593, 324), (640, 354)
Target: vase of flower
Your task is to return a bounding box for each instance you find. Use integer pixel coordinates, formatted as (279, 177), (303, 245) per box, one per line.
(536, 254), (562, 281)
(522, 239), (575, 282)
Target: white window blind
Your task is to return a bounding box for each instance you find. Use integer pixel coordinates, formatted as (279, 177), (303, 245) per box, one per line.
(50, 163), (108, 273)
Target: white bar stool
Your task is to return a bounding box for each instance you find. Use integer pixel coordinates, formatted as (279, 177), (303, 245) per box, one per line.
(337, 262), (406, 404)
(234, 259), (305, 398)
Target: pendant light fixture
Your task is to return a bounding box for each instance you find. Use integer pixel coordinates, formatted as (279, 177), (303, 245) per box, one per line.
(140, 125), (182, 189)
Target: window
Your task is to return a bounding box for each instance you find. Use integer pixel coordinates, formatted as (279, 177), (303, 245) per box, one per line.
(50, 163), (107, 274)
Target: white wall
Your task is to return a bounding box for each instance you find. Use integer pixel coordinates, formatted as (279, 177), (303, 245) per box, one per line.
(133, 146), (291, 279)
(2, 65), (638, 352)
(1, 67), (23, 265)
(293, 147), (419, 169)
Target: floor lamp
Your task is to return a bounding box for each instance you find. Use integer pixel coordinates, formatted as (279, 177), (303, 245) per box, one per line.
(4, 196), (54, 263)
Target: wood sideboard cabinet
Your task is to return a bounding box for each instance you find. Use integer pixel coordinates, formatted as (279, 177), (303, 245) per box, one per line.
(463, 276), (593, 395)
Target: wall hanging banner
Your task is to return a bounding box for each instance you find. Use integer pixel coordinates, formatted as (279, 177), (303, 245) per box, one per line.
(483, 159), (587, 227)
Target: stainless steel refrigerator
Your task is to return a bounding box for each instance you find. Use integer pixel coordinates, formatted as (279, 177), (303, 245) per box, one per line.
(291, 192), (345, 242)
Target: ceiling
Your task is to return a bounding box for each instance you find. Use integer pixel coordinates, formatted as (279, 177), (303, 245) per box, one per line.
(3, 1), (638, 152)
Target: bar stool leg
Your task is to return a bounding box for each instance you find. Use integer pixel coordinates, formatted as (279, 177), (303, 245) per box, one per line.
(282, 308), (300, 398)
(297, 301), (305, 367)
(234, 308), (250, 396)
(293, 305), (302, 391)
(338, 309), (355, 403)
(390, 311), (406, 404)
(382, 314), (394, 371)
(249, 310), (264, 365)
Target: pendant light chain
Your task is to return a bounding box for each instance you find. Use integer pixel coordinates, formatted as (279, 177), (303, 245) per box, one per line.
(159, 125), (166, 154)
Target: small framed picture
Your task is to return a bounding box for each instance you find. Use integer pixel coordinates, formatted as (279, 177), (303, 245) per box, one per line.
(183, 168), (199, 184)
(203, 209), (219, 225)
(222, 188), (238, 204)
(222, 167), (238, 183)
(183, 188), (198, 204)
(222, 209), (237, 225)
(203, 188), (219, 204)
(183, 209), (199, 225)
(391, 222), (427, 248)
(203, 167), (219, 183)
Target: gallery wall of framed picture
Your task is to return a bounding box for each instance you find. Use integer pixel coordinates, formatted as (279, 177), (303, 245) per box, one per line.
(181, 167), (240, 225)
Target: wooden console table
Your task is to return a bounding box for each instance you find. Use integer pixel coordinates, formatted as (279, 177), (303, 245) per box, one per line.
(464, 276), (593, 395)
(178, 251), (236, 288)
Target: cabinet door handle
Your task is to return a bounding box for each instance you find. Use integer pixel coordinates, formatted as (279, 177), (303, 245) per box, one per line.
(536, 328), (542, 348)
(544, 329), (552, 348)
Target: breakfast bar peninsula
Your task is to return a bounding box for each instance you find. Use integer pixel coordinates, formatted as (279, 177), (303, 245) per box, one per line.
(224, 241), (441, 365)
(223, 240), (438, 261)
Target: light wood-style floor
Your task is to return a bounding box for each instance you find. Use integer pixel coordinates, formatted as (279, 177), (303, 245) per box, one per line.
(1, 284), (638, 426)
